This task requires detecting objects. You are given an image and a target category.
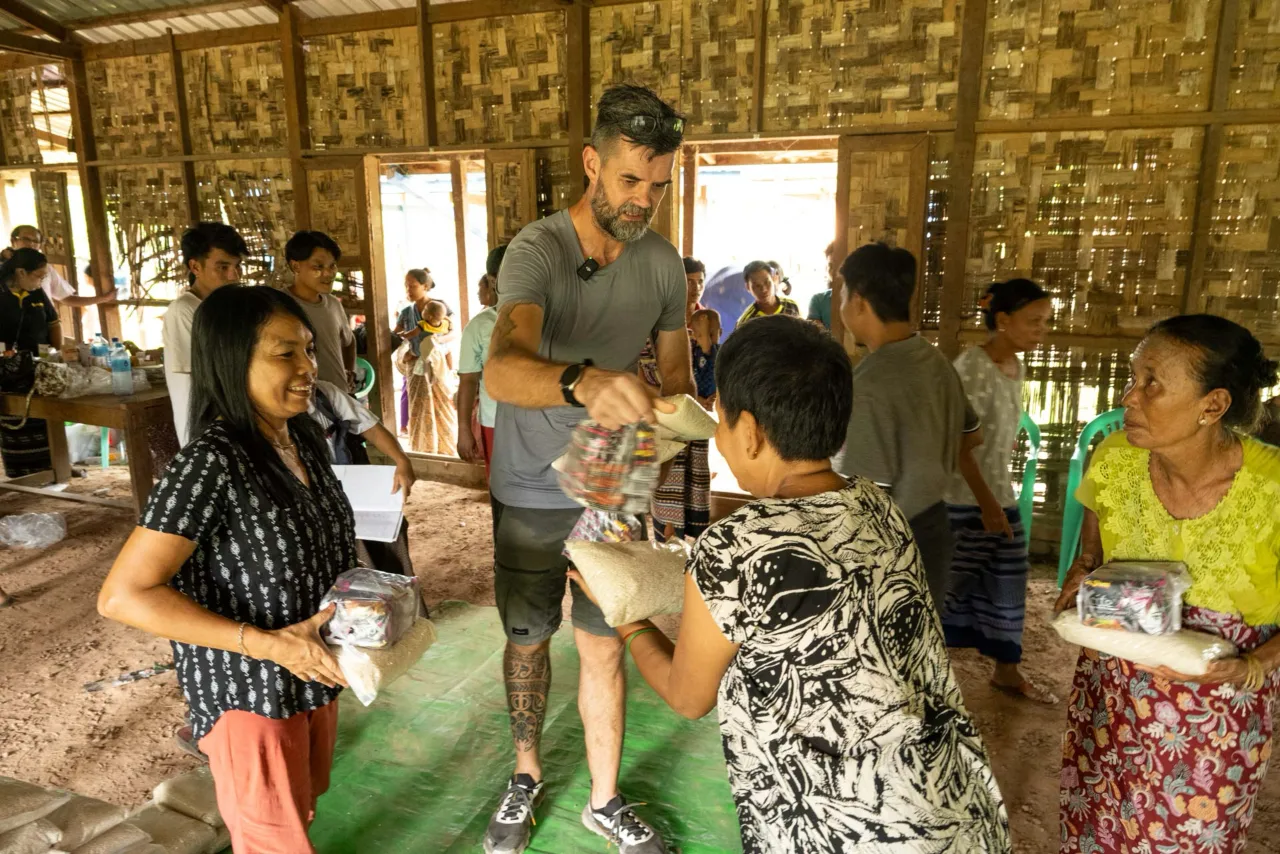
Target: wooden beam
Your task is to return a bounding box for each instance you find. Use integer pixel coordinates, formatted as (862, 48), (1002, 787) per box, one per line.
(82, 24), (277, 59)
(166, 32), (201, 227)
(299, 9), (416, 37)
(936, 0), (988, 358)
(416, 0), (438, 147)
(361, 155), (396, 429)
(681, 146), (696, 257)
(280, 3), (311, 228)
(565, 1), (589, 202)
(258, 0), (287, 12)
(0, 31), (79, 59)
(0, 0), (69, 41)
(831, 135), (852, 355)
(450, 159), (471, 327)
(428, 0), (571, 24)
(750, 0), (770, 132)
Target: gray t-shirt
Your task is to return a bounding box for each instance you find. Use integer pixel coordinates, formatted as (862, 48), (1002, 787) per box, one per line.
(287, 289), (353, 388)
(834, 335), (980, 521)
(490, 210), (687, 509)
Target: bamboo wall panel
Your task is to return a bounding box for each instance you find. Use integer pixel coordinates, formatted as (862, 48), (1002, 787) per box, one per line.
(682, 0), (756, 134)
(1202, 125), (1280, 341)
(434, 13), (568, 145)
(967, 128), (1202, 335)
(763, 0), (961, 131)
(306, 167), (360, 252)
(982, 0), (1218, 120)
(537, 147), (573, 218)
(101, 165), (189, 299)
(845, 148), (915, 250)
(1229, 0), (1280, 111)
(182, 41), (288, 155)
(0, 66), (43, 164)
(488, 155), (536, 245)
(921, 133), (953, 329)
(589, 2), (682, 120)
(195, 159), (295, 286)
(33, 172), (72, 264)
(305, 27), (425, 150)
(87, 54), (182, 160)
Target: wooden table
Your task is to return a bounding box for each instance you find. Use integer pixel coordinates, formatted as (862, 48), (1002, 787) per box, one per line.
(0, 387), (174, 511)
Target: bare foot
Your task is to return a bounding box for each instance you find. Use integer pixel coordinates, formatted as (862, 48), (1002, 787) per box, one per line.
(990, 677), (1058, 705)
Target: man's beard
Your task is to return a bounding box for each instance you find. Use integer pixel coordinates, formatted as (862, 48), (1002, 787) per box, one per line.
(590, 182), (653, 242)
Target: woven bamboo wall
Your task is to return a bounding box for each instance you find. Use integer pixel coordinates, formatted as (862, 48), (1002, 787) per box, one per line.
(589, 2), (682, 121)
(764, 0), (961, 131)
(0, 66), (43, 165)
(101, 165), (189, 298)
(195, 158), (295, 285)
(1202, 125), (1280, 342)
(489, 156), (534, 245)
(33, 172), (71, 263)
(537, 147), (573, 218)
(966, 128), (1203, 335)
(845, 148), (914, 250)
(306, 167), (360, 252)
(87, 54), (182, 160)
(1229, 0), (1280, 110)
(982, 0), (1218, 119)
(682, 0), (756, 134)
(182, 41), (288, 155)
(921, 133), (953, 329)
(305, 27), (425, 150)
(434, 12), (567, 145)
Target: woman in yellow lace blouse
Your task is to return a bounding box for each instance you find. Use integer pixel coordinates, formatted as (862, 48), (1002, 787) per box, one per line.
(1054, 315), (1280, 854)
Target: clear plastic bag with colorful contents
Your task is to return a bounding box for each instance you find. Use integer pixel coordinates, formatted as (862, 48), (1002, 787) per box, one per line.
(556, 421), (660, 514)
(1076, 561), (1192, 635)
(319, 568), (420, 649)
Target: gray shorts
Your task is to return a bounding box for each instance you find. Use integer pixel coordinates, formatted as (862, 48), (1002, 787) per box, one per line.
(492, 499), (613, 645)
(909, 500), (957, 612)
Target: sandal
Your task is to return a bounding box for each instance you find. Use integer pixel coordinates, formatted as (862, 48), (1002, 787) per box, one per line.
(173, 725), (209, 763)
(990, 678), (1059, 706)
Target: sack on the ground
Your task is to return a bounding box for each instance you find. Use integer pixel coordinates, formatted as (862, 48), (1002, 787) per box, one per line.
(43, 796), (127, 850)
(124, 806), (214, 854)
(566, 540), (689, 627)
(655, 394), (717, 440)
(65, 821), (149, 854)
(332, 618), (438, 706)
(1077, 561), (1190, 635)
(208, 824), (229, 854)
(152, 769), (221, 829)
(0, 818), (62, 854)
(319, 568), (420, 649)
(0, 513), (67, 549)
(0, 778), (71, 834)
(1053, 610), (1238, 676)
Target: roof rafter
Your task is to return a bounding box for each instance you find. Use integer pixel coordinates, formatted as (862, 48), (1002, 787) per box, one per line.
(0, 0), (69, 41)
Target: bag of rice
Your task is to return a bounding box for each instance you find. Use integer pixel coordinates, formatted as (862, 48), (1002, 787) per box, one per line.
(152, 769), (221, 829)
(0, 778), (71, 834)
(44, 796), (127, 850)
(125, 806), (214, 854)
(1052, 610), (1238, 676)
(209, 823), (229, 854)
(331, 618), (438, 706)
(655, 394), (717, 441)
(67, 822), (150, 854)
(566, 540), (689, 627)
(0, 818), (62, 854)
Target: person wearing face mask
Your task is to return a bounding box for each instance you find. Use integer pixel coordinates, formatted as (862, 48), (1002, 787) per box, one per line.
(164, 223), (247, 446)
(1053, 315), (1280, 854)
(99, 285), (356, 854)
(736, 260), (799, 326)
(3, 225), (116, 313)
(285, 231), (356, 392)
(0, 247), (60, 481)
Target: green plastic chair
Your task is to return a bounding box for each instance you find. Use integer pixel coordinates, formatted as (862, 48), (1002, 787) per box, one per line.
(354, 357), (375, 400)
(1016, 411), (1041, 534)
(1057, 408), (1126, 585)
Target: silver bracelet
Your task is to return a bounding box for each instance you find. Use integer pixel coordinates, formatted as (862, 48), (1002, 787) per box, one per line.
(237, 622), (248, 657)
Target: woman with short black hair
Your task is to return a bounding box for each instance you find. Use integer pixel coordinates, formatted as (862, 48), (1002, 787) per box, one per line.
(99, 285), (357, 853)
(0, 247), (59, 484)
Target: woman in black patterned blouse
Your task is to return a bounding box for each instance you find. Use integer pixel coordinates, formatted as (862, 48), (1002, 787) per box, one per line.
(99, 285), (358, 854)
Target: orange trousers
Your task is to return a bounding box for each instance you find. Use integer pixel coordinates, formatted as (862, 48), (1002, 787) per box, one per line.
(198, 703), (338, 854)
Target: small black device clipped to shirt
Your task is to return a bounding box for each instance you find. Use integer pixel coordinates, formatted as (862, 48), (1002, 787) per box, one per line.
(577, 257), (600, 281)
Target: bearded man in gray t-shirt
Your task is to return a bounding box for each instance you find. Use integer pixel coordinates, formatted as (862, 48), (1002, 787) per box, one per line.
(481, 84), (694, 854)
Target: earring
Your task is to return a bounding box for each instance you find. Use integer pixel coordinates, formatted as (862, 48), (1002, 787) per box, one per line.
(1198, 416), (1207, 426)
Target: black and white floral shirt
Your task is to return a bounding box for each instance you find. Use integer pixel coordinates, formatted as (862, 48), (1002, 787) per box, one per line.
(690, 480), (1011, 853)
(140, 422), (358, 740)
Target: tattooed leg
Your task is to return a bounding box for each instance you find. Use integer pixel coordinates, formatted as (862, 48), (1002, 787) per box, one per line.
(505, 640), (551, 779)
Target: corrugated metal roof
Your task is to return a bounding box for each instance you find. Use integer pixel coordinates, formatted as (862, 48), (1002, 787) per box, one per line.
(75, 5), (277, 43)
(13, 0), (210, 24)
(295, 0), (415, 17)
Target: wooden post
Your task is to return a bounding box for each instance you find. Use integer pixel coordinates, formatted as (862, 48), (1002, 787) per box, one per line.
(831, 136), (852, 353)
(565, 2), (590, 202)
(361, 155), (396, 428)
(681, 146), (697, 257)
(280, 4), (312, 228)
(450, 159), (471, 326)
(416, 0), (438, 147)
(936, 0), (989, 358)
(1184, 0), (1240, 316)
(66, 56), (121, 340)
(750, 0), (770, 133)
(166, 31), (201, 226)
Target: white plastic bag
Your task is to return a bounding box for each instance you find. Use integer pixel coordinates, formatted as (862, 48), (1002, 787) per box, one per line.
(1077, 561), (1191, 635)
(332, 618), (438, 706)
(1053, 610), (1238, 676)
(0, 513), (66, 549)
(566, 539), (690, 627)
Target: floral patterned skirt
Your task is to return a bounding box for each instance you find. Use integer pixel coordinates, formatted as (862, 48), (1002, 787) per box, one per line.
(1060, 606), (1278, 854)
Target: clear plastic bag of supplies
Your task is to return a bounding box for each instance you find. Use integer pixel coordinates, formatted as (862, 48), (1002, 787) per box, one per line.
(556, 421), (661, 514)
(332, 618), (437, 706)
(0, 513), (66, 549)
(319, 568), (420, 649)
(1077, 561), (1191, 635)
(1053, 610), (1238, 676)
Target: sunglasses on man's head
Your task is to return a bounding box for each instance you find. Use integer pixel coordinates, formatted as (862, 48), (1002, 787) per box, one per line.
(624, 115), (684, 136)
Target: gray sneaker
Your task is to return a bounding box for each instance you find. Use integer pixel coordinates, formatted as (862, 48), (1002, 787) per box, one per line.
(483, 774), (544, 854)
(581, 796), (667, 853)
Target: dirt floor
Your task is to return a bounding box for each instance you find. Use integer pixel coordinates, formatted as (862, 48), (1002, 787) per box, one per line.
(0, 468), (1276, 853)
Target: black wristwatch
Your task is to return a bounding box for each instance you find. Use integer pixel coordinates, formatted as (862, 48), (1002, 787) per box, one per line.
(560, 360), (592, 407)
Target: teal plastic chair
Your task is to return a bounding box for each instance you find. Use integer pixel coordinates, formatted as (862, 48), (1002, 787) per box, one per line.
(1057, 408), (1126, 585)
(1016, 411), (1041, 533)
(354, 357), (375, 400)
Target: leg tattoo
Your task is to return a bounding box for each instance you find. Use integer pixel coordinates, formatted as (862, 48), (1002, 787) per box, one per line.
(505, 643), (551, 754)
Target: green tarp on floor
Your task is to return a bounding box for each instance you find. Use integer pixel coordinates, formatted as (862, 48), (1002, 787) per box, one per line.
(308, 601), (743, 853)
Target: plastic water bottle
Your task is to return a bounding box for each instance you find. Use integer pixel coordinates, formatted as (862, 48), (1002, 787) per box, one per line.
(110, 341), (132, 396)
(90, 333), (109, 369)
